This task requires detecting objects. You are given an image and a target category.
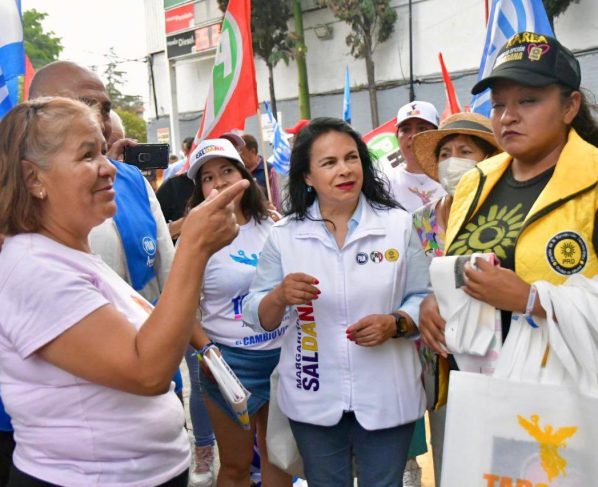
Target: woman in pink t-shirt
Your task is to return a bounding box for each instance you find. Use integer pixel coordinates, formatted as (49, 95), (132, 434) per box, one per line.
(0, 97), (248, 486)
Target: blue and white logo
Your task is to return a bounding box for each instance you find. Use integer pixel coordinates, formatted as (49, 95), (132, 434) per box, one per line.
(142, 236), (157, 256)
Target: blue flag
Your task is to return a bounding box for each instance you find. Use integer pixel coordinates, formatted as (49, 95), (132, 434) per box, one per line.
(471, 0), (553, 116)
(264, 101), (291, 176)
(0, 0), (25, 118)
(343, 66), (351, 124)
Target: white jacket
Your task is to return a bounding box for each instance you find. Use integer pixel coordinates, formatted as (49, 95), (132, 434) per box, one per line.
(244, 197), (428, 430)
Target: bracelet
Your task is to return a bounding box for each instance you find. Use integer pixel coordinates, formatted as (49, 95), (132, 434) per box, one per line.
(198, 342), (217, 359)
(524, 285), (539, 328)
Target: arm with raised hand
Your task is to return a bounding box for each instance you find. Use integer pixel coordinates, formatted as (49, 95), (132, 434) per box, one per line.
(37, 180), (250, 396)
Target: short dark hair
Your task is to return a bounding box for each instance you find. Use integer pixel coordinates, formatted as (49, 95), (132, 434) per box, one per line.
(434, 133), (499, 161)
(242, 134), (258, 152)
(186, 159), (269, 222)
(182, 137), (194, 151)
(285, 117), (399, 220)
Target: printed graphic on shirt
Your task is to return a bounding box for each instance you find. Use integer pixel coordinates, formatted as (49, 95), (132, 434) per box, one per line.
(546, 231), (588, 275)
(230, 250), (259, 267)
(142, 236), (157, 267)
(408, 187), (437, 206)
(448, 203), (525, 260)
(294, 301), (320, 392)
(231, 293), (247, 320)
(234, 325), (288, 347)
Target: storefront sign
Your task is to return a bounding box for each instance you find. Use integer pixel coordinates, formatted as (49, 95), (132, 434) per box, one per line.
(166, 23), (221, 59)
(165, 3), (194, 34)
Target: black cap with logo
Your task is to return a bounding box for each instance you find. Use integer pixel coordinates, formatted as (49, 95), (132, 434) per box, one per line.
(471, 31), (581, 95)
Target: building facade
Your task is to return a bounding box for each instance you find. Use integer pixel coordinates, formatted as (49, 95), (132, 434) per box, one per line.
(143, 0), (598, 153)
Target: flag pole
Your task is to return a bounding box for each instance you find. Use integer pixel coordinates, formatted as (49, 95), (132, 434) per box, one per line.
(256, 108), (273, 204)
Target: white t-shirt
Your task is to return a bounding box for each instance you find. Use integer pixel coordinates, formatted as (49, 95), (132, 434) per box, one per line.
(0, 233), (189, 486)
(201, 218), (287, 350)
(89, 178), (174, 305)
(389, 164), (446, 213)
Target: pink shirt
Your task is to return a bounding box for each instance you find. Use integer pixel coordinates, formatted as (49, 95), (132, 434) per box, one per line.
(0, 234), (189, 486)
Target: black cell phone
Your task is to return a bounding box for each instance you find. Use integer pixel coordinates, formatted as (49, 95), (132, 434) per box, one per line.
(123, 144), (170, 170)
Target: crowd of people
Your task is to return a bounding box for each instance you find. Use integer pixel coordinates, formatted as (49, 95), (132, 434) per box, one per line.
(0, 30), (596, 487)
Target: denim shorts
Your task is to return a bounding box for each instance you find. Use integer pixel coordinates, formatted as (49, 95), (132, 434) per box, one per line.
(199, 343), (280, 426)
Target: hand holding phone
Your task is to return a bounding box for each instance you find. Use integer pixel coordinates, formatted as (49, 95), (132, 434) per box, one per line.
(123, 144), (170, 170)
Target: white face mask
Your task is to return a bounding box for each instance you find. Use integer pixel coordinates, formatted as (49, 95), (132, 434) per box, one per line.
(437, 157), (478, 196)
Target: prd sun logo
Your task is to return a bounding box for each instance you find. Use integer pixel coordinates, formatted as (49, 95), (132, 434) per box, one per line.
(448, 203), (524, 260)
(202, 11), (243, 136)
(546, 231), (588, 275)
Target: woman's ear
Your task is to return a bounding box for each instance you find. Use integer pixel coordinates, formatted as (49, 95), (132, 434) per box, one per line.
(563, 90), (582, 125)
(304, 173), (312, 187)
(20, 160), (45, 199)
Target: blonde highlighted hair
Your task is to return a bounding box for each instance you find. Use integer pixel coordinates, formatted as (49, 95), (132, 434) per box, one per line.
(0, 97), (99, 235)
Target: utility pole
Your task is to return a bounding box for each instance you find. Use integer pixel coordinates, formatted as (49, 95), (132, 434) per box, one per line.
(292, 0), (311, 119)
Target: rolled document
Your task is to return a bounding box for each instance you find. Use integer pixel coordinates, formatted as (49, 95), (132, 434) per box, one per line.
(203, 348), (252, 429)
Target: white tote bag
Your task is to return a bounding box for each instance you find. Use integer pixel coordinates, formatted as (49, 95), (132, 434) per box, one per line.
(441, 371), (598, 487)
(266, 367), (305, 478)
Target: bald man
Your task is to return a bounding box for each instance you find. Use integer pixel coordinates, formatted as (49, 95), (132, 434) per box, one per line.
(30, 61), (174, 305)
(108, 110), (126, 149)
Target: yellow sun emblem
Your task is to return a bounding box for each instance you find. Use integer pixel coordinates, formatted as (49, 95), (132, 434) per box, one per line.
(448, 204), (524, 260)
(560, 242), (576, 258)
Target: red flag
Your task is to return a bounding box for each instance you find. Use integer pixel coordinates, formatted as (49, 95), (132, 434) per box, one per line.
(23, 54), (35, 101)
(180, 0), (257, 173)
(438, 52), (462, 121)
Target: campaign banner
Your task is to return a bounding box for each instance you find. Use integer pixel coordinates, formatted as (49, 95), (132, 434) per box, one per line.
(363, 118), (402, 176)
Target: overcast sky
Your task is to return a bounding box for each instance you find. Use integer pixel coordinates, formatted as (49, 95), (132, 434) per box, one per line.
(21, 0), (149, 108)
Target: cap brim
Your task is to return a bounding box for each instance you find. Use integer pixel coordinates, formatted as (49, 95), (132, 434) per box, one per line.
(471, 67), (558, 95)
(413, 128), (500, 181)
(395, 115), (438, 128)
(187, 154), (242, 182)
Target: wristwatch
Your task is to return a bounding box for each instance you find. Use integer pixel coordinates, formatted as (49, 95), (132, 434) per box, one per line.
(391, 312), (409, 339)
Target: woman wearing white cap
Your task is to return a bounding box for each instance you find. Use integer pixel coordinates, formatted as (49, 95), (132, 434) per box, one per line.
(185, 138), (292, 487)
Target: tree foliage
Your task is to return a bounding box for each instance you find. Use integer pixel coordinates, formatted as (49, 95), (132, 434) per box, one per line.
(320, 0), (397, 127)
(23, 9), (63, 69)
(101, 48), (144, 113)
(543, 0), (580, 19)
(217, 0), (293, 116)
(99, 49), (146, 141)
(321, 0), (396, 59)
(116, 108), (147, 143)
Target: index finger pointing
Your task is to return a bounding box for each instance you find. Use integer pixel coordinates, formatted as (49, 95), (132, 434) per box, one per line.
(209, 180), (250, 209)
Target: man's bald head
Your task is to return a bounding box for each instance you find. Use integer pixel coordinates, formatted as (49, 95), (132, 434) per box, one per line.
(30, 61), (113, 140)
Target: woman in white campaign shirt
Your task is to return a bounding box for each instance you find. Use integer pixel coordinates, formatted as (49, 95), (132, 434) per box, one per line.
(244, 118), (430, 487)
(185, 139), (291, 487)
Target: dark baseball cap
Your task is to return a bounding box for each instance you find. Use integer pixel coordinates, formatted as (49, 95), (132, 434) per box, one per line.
(471, 31), (581, 95)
